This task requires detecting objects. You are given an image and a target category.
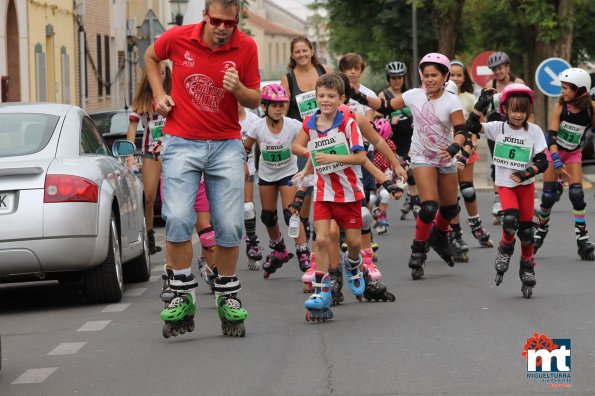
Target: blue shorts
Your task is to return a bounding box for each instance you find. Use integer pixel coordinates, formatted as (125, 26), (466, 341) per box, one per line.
(160, 135), (246, 246)
(258, 174), (293, 187)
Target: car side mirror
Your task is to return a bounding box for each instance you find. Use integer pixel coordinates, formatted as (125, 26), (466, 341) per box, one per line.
(112, 140), (135, 157)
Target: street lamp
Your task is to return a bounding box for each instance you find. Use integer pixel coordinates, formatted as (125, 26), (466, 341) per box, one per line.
(169, 0), (189, 26)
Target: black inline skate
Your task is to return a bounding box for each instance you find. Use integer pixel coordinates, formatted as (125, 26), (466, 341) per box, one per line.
(533, 222), (549, 254)
(494, 240), (515, 286)
(409, 240), (427, 280)
(245, 235), (263, 270)
(429, 225), (455, 267)
(468, 216), (494, 247)
(262, 236), (294, 279)
(519, 257), (536, 299)
(576, 226), (595, 261)
(449, 228), (469, 263)
(328, 266), (344, 306)
(362, 270), (395, 302)
(160, 265), (175, 306)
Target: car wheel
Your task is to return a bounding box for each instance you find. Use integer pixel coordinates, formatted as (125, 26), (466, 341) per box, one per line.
(84, 212), (124, 303)
(124, 215), (151, 283)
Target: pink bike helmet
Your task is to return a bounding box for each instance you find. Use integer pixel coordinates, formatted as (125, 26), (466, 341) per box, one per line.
(374, 118), (392, 140)
(261, 84), (289, 103)
(498, 83), (535, 115)
(418, 52), (451, 82)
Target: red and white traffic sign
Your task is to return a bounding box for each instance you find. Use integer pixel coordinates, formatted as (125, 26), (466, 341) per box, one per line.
(470, 51), (495, 88)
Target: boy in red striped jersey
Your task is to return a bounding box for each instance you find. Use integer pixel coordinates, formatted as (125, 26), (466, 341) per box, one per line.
(291, 73), (367, 322)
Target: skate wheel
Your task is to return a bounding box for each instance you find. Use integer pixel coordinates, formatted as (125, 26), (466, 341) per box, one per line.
(411, 268), (423, 280)
(386, 292), (396, 302)
(495, 274), (503, 286)
(186, 320), (195, 333)
(484, 240), (494, 248)
(235, 323), (246, 337)
(179, 326), (187, 335)
(171, 327), (179, 337)
(356, 296), (363, 302)
(221, 322), (229, 336)
(263, 271), (270, 279)
(162, 324), (173, 339)
(305, 311), (311, 322)
(522, 285), (533, 299)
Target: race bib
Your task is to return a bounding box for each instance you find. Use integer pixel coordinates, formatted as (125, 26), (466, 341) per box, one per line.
(492, 134), (533, 171)
(261, 144), (291, 167)
(557, 120), (585, 150)
(148, 119), (165, 139)
(295, 90), (318, 119)
(307, 132), (350, 175)
(391, 107), (412, 124)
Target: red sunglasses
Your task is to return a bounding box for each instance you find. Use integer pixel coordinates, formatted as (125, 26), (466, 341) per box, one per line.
(206, 11), (238, 28)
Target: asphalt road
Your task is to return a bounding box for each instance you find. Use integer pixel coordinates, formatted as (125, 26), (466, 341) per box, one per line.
(1, 190), (595, 395)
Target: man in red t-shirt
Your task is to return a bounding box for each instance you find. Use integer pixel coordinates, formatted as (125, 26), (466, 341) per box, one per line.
(144, 0), (260, 338)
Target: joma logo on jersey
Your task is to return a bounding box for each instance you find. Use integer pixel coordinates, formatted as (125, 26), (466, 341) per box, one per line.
(503, 136), (525, 145)
(314, 137), (336, 148)
(522, 333), (571, 373)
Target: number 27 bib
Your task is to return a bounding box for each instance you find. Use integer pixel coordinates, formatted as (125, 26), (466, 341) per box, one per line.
(492, 134), (533, 171)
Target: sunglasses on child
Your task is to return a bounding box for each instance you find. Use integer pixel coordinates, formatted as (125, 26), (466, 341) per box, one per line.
(206, 11), (238, 28)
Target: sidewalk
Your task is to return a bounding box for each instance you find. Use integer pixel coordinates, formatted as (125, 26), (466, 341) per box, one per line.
(473, 137), (593, 190)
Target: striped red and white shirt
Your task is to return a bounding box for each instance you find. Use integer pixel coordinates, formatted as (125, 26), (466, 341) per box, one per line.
(302, 110), (365, 203)
(129, 99), (165, 153)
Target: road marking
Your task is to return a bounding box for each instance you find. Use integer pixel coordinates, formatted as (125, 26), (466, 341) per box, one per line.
(124, 287), (148, 297)
(149, 275), (160, 282)
(48, 342), (87, 355)
(78, 320), (111, 332)
(101, 303), (131, 312)
(12, 368), (58, 384)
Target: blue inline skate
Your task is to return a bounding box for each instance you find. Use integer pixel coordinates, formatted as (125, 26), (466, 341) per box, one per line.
(342, 253), (365, 300)
(304, 271), (333, 322)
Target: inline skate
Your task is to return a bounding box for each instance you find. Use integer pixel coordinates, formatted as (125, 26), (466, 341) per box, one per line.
(468, 216), (493, 247)
(341, 253), (365, 300)
(328, 266), (344, 306)
(304, 271), (333, 322)
(214, 276), (248, 337)
(375, 210), (389, 234)
(160, 273), (198, 338)
(429, 225), (455, 267)
(302, 251), (316, 293)
(449, 228), (469, 263)
(533, 222), (549, 254)
(494, 240), (515, 286)
(519, 257), (536, 299)
(363, 270), (395, 302)
(409, 240), (427, 280)
(362, 248), (381, 280)
(400, 193), (411, 220)
(296, 244), (312, 272)
(160, 264), (175, 306)
(262, 236), (294, 279)
(197, 256), (216, 293)
(576, 226), (595, 261)
(245, 235), (263, 270)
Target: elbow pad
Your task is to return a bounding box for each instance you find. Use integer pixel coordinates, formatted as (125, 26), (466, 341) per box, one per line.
(453, 124), (467, 139)
(532, 152), (548, 174)
(465, 112), (482, 135)
(546, 129), (558, 149)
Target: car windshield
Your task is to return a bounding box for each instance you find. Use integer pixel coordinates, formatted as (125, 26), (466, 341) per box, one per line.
(90, 111), (143, 135)
(0, 113), (59, 157)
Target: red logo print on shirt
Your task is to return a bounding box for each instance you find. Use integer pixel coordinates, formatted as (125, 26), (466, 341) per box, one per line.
(184, 74), (225, 113)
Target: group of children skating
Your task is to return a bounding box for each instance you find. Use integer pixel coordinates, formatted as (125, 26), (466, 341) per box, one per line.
(153, 50), (595, 333)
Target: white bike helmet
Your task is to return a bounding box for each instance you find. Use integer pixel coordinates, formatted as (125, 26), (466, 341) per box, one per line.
(559, 67), (591, 91)
(487, 52), (510, 69)
(386, 61), (407, 77)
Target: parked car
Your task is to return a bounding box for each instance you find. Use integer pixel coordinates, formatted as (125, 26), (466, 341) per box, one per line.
(89, 108), (162, 217)
(0, 103), (151, 303)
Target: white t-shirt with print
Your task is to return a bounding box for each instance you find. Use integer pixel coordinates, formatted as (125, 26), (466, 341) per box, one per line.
(402, 89), (463, 167)
(240, 110), (260, 176)
(483, 121), (547, 188)
(348, 84), (377, 117)
(247, 116), (302, 182)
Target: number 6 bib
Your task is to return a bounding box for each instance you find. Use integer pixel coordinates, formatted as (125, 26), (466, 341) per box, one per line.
(492, 134), (533, 171)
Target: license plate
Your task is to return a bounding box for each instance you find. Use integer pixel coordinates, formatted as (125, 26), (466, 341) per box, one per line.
(0, 191), (15, 213)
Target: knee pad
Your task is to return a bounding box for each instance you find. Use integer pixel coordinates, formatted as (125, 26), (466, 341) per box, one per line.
(260, 209), (278, 228)
(439, 204), (459, 220)
(418, 200), (439, 224)
(379, 189), (390, 205)
(368, 192), (378, 207)
(569, 183), (586, 211)
(407, 169), (416, 186)
(282, 208), (293, 226)
(541, 181), (559, 209)
(502, 209), (519, 235)
(459, 182), (476, 203)
(518, 222), (534, 247)
(243, 202), (256, 220)
(361, 206), (373, 231)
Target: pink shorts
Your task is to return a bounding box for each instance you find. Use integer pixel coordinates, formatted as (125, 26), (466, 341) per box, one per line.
(194, 181), (209, 213)
(160, 177), (209, 213)
(546, 149), (582, 164)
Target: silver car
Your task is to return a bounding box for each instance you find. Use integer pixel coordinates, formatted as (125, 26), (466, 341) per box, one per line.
(0, 103), (150, 303)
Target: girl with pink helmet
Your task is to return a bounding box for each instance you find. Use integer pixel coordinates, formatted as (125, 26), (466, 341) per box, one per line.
(534, 67), (595, 261)
(466, 83), (548, 298)
(243, 84), (312, 280)
(350, 52), (470, 279)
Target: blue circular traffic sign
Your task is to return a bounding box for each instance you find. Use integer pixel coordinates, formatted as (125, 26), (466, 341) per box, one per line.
(534, 58), (571, 97)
